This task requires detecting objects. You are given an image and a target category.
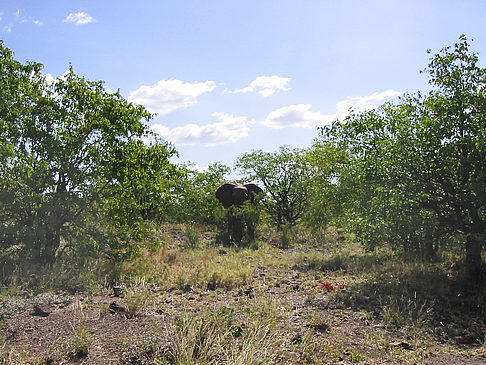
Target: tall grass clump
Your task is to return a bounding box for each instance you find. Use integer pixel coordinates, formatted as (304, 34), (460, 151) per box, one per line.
(163, 310), (234, 364)
(117, 239), (288, 293)
(279, 224), (293, 249)
(71, 295), (92, 359)
(184, 225), (201, 249)
(381, 293), (432, 331)
(160, 298), (285, 364)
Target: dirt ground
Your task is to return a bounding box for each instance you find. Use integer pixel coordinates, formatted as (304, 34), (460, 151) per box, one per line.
(1, 232), (486, 364)
(2, 266), (486, 364)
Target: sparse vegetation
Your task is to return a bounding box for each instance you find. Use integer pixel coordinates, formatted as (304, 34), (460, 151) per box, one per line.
(1, 227), (485, 363)
(71, 295), (92, 359)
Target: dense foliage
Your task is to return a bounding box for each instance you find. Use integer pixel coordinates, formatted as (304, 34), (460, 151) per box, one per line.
(0, 42), (179, 272)
(235, 146), (311, 229)
(303, 140), (349, 231)
(319, 35), (486, 278)
(1, 36), (484, 284)
(166, 162), (230, 225)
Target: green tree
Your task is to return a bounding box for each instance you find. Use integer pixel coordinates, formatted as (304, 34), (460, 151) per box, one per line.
(303, 140), (349, 231)
(166, 162), (230, 225)
(0, 42), (179, 268)
(323, 36), (486, 277)
(235, 146), (310, 229)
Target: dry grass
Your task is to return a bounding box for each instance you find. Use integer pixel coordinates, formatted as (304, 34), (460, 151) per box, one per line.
(1, 224), (485, 364)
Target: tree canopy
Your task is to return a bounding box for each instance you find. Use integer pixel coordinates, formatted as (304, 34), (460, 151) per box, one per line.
(319, 35), (486, 278)
(235, 146), (311, 229)
(1, 35), (485, 283)
(0, 42), (180, 268)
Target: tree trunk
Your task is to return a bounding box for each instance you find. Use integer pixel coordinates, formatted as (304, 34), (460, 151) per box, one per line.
(465, 233), (483, 281)
(422, 233), (438, 262)
(42, 226), (61, 264)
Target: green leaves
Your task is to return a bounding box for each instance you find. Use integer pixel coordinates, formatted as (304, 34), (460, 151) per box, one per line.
(319, 36), (486, 268)
(0, 43), (179, 266)
(165, 162), (230, 226)
(235, 146), (311, 228)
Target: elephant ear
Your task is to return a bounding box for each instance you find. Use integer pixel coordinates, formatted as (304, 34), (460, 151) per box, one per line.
(244, 183), (263, 200)
(215, 183), (236, 208)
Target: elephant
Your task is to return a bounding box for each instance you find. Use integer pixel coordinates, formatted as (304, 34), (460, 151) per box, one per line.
(215, 182), (264, 244)
(215, 182), (263, 208)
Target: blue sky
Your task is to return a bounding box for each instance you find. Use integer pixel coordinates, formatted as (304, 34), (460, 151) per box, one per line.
(1, 1), (486, 170)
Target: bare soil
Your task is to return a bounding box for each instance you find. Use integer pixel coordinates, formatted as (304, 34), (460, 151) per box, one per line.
(1, 243), (486, 364)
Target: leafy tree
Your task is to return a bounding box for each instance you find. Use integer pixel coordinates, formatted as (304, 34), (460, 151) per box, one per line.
(322, 36), (486, 278)
(235, 146), (311, 229)
(166, 162), (230, 225)
(303, 140), (349, 231)
(0, 42), (179, 268)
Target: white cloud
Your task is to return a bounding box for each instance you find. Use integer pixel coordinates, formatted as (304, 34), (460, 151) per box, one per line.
(150, 112), (252, 147)
(44, 73), (55, 85)
(0, 10), (43, 30)
(185, 162), (210, 173)
(334, 89), (402, 117)
(128, 79), (216, 115)
(227, 75), (291, 97)
(63, 12), (95, 25)
(263, 104), (330, 129)
(262, 89), (402, 129)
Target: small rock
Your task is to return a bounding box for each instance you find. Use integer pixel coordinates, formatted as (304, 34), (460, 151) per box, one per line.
(31, 303), (51, 317)
(109, 302), (127, 314)
(291, 332), (303, 343)
(310, 322), (329, 333)
(390, 341), (413, 350)
(113, 286), (124, 297)
(182, 284), (194, 293)
(243, 288), (255, 298)
(304, 321), (329, 333)
(231, 325), (243, 338)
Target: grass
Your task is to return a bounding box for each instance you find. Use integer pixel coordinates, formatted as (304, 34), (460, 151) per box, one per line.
(155, 298), (286, 364)
(124, 289), (155, 317)
(71, 294), (92, 359)
(119, 240), (276, 292)
(1, 224), (485, 363)
(163, 310), (233, 364)
(183, 225), (202, 249)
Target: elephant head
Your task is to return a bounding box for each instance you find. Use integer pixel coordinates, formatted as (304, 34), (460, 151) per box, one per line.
(215, 182), (263, 208)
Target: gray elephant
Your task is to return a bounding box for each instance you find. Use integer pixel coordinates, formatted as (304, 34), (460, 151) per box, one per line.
(215, 182), (263, 245)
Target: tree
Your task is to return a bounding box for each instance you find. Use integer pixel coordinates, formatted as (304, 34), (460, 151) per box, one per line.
(166, 162), (230, 225)
(322, 36), (486, 278)
(235, 146), (311, 229)
(303, 140), (349, 231)
(0, 42), (179, 268)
